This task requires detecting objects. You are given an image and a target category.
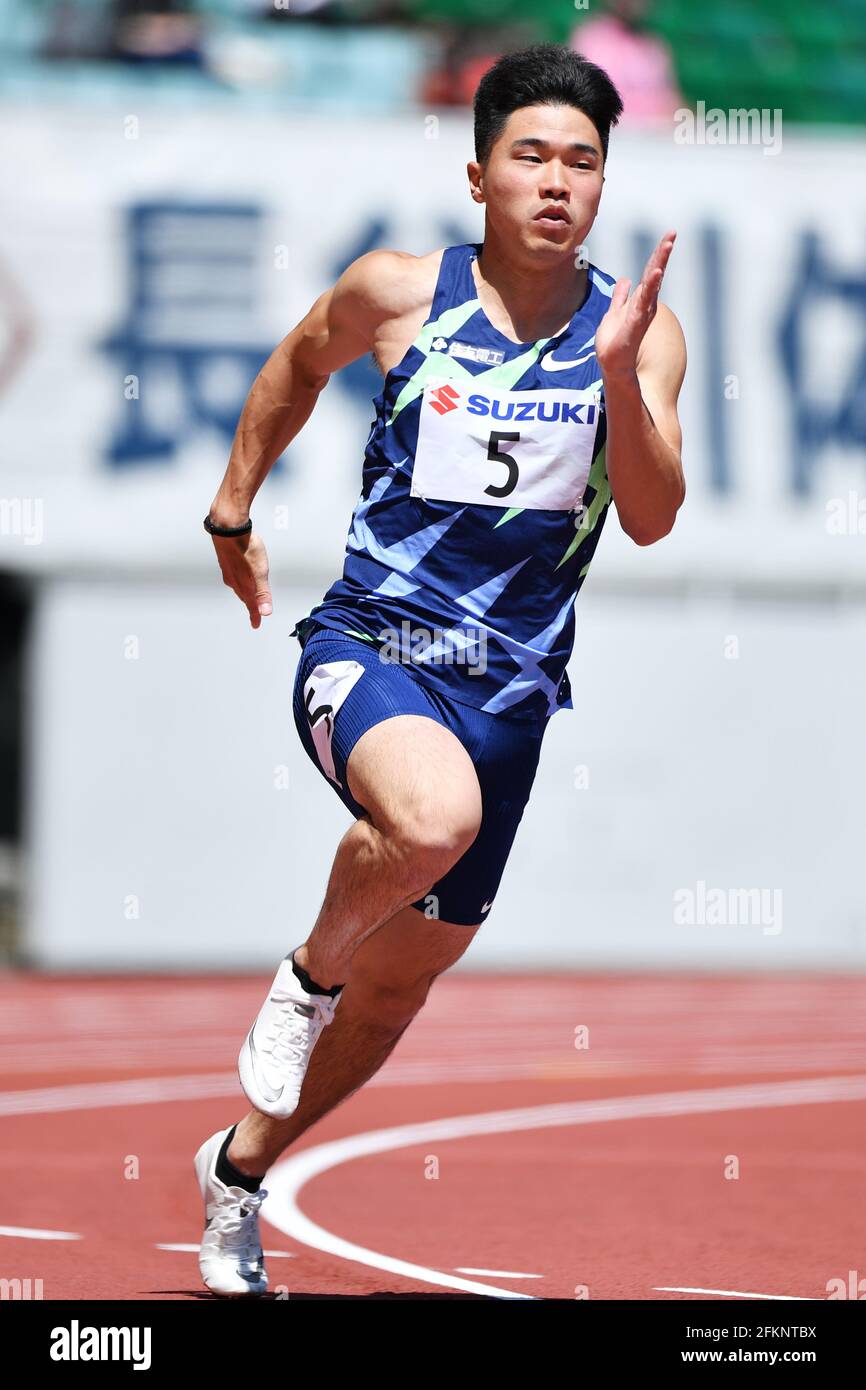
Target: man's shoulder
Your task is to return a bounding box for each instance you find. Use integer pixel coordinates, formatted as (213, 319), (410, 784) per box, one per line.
(338, 246), (447, 320)
(637, 300), (686, 374)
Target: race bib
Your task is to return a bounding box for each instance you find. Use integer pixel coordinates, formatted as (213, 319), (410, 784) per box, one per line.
(412, 383), (602, 512)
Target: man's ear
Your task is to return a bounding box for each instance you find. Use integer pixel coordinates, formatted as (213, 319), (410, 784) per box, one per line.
(467, 159), (485, 203)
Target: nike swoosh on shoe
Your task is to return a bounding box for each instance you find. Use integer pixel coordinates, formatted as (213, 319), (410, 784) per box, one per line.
(245, 1026), (284, 1104)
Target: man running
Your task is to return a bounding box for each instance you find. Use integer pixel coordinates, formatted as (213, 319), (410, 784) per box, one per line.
(196, 42), (686, 1296)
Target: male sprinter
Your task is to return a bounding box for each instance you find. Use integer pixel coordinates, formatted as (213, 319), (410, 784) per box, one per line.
(196, 43), (686, 1296)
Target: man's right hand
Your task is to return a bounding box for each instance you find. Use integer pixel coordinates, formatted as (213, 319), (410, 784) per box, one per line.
(210, 528), (273, 629)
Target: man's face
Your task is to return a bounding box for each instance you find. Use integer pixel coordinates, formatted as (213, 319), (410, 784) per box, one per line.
(469, 104), (605, 259)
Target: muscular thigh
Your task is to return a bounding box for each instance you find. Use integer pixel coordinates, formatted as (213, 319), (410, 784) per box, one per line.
(345, 713), (482, 845)
(294, 628), (482, 848)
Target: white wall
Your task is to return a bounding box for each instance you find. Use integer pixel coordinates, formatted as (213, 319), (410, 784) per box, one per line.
(25, 577), (866, 969)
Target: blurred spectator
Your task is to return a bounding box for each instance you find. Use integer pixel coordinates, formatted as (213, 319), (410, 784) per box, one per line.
(570, 0), (682, 124)
(109, 0), (206, 67)
(42, 0), (113, 59)
(420, 27), (533, 107)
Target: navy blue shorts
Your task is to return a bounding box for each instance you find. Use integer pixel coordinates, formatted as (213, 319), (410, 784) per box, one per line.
(291, 624), (549, 927)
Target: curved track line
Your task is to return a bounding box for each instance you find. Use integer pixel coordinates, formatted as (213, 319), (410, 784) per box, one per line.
(263, 1074), (866, 1300)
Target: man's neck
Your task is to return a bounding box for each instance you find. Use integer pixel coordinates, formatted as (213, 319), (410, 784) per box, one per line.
(473, 231), (589, 343)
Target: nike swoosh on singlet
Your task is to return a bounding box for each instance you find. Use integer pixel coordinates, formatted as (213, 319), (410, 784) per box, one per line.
(539, 348), (596, 372)
(245, 1027), (284, 1104)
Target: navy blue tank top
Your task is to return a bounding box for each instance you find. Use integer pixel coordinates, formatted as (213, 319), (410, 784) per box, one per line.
(292, 242), (616, 718)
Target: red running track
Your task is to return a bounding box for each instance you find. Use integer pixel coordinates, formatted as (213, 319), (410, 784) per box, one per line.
(1, 971), (864, 1300)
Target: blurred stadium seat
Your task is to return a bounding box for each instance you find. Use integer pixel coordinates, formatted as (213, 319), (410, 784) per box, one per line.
(0, 1), (863, 122)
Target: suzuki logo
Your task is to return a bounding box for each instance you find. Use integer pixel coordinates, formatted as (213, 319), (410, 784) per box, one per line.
(429, 384), (460, 415)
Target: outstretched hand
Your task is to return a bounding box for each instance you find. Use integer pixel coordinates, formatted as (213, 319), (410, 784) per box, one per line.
(594, 231), (676, 379)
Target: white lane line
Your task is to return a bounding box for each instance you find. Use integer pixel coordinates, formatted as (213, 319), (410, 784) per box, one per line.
(0, 1073), (241, 1116)
(6, 1062), (866, 1118)
(0, 1225), (81, 1241)
(455, 1267), (543, 1279)
(155, 1243), (294, 1257)
(263, 1075), (866, 1301)
(655, 1287), (817, 1300)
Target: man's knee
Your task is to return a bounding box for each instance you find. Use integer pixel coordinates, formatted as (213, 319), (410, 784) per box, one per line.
(393, 801), (482, 884)
(346, 718), (483, 885)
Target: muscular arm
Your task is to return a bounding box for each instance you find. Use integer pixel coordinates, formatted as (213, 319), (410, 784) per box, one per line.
(603, 303), (687, 545)
(594, 231), (687, 546)
(208, 249), (417, 527)
(206, 249), (435, 627)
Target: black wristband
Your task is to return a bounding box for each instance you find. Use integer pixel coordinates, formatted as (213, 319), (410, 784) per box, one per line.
(204, 514), (252, 538)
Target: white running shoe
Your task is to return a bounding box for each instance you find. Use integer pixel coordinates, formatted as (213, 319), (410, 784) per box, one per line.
(238, 953), (342, 1119)
(195, 1127), (268, 1297)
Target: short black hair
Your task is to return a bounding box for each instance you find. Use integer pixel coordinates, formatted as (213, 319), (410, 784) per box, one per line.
(473, 43), (624, 166)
